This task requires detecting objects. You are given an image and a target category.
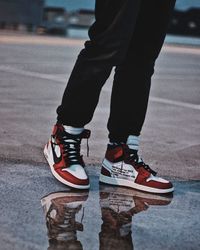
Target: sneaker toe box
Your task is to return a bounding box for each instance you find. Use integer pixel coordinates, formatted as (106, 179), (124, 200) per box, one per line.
(145, 175), (173, 190)
(56, 165), (89, 186)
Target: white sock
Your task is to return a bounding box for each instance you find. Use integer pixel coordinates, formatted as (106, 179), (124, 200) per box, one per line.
(126, 135), (139, 151)
(63, 125), (84, 135)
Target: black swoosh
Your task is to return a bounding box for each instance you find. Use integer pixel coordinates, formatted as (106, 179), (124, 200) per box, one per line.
(51, 136), (62, 164)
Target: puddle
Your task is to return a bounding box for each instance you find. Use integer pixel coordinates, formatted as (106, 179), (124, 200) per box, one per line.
(0, 163), (199, 250)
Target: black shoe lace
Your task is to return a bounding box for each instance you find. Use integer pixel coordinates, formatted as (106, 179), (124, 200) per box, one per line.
(61, 134), (83, 165)
(127, 148), (157, 176)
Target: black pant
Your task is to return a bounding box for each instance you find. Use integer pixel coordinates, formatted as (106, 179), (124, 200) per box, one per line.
(57, 0), (176, 142)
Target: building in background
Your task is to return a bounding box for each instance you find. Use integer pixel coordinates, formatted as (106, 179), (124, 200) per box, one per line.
(39, 6), (69, 35)
(0, 0), (94, 34)
(43, 0), (95, 31)
(168, 1), (200, 37)
(0, 0), (199, 37)
(0, 0), (44, 31)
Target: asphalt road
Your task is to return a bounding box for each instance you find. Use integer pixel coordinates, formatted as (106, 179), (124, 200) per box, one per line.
(0, 32), (200, 250)
(0, 32), (199, 180)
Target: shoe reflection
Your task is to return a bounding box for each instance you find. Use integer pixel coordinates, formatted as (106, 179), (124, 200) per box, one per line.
(41, 191), (89, 250)
(99, 185), (173, 250)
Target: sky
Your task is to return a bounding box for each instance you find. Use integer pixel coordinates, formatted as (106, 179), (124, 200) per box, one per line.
(45, 0), (200, 11)
(176, 0), (200, 10)
(45, 0), (95, 11)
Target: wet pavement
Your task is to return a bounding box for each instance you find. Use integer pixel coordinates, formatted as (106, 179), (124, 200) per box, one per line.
(0, 163), (199, 250)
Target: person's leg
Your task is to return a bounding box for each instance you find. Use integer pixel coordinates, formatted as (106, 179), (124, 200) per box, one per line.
(57, 0), (141, 127)
(45, 0), (142, 189)
(107, 0), (176, 142)
(100, 0), (176, 193)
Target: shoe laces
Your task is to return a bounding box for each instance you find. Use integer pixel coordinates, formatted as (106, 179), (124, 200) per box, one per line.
(125, 147), (157, 176)
(58, 128), (90, 166)
(61, 134), (83, 165)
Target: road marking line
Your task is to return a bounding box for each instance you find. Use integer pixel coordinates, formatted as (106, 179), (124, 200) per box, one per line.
(163, 45), (200, 55)
(150, 97), (200, 110)
(0, 65), (66, 83)
(0, 65), (199, 111)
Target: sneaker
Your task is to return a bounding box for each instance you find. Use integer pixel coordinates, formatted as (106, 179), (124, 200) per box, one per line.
(44, 123), (90, 189)
(41, 191), (89, 249)
(100, 144), (174, 194)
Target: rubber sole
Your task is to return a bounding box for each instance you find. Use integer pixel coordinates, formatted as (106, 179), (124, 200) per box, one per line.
(44, 144), (90, 190)
(99, 173), (174, 194)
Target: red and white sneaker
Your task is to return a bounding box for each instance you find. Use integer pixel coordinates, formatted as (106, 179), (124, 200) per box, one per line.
(44, 123), (90, 189)
(100, 144), (174, 194)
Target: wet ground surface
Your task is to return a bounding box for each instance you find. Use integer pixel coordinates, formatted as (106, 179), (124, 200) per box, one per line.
(0, 33), (199, 249)
(0, 163), (199, 250)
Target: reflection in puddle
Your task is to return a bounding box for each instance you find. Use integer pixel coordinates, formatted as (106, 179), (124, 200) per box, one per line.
(41, 187), (173, 250)
(99, 185), (173, 250)
(41, 191), (89, 250)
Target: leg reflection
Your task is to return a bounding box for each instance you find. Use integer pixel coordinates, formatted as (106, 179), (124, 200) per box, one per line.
(41, 191), (89, 250)
(99, 185), (173, 250)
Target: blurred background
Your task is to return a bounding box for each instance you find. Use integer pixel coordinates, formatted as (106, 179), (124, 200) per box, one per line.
(0, 0), (199, 43)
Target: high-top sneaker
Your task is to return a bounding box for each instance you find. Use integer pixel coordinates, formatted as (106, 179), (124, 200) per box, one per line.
(41, 191), (89, 250)
(100, 144), (174, 194)
(44, 123), (90, 189)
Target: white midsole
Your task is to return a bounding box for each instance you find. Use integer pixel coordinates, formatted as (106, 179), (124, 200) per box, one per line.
(99, 174), (174, 194)
(43, 144), (90, 190)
